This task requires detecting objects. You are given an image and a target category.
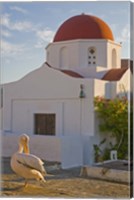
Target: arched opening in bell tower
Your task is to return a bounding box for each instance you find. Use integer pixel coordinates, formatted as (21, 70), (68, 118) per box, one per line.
(59, 46), (69, 69)
(112, 48), (117, 68)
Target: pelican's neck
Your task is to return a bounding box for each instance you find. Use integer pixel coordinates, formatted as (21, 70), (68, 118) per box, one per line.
(23, 143), (30, 154)
(18, 144), (23, 153)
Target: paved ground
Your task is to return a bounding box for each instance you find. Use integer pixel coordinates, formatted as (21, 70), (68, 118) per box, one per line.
(0, 157), (131, 198)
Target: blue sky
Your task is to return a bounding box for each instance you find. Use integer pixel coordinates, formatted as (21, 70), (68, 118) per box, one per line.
(1, 1), (131, 83)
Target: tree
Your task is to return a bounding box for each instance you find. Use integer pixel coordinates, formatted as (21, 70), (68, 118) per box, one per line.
(94, 96), (129, 159)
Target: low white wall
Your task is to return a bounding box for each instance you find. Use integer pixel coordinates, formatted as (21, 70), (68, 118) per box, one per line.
(81, 165), (131, 184)
(1, 134), (83, 169)
(28, 135), (61, 161)
(61, 136), (83, 169)
(1, 134), (61, 162)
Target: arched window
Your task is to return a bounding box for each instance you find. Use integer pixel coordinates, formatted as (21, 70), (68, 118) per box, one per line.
(112, 49), (117, 68)
(60, 47), (69, 69)
(88, 47), (97, 66)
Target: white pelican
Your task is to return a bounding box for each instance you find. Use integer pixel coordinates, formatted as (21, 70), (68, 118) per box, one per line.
(10, 134), (46, 187)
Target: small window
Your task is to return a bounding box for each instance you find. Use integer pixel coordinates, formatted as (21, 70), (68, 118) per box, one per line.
(89, 49), (95, 54)
(34, 114), (56, 135)
(88, 47), (97, 66)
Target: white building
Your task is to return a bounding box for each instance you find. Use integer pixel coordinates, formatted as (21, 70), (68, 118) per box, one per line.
(1, 14), (132, 168)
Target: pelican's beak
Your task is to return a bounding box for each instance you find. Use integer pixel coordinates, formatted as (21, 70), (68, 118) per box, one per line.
(40, 179), (46, 187)
(23, 143), (30, 154)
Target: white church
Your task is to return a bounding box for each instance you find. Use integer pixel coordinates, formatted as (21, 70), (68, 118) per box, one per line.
(1, 14), (132, 168)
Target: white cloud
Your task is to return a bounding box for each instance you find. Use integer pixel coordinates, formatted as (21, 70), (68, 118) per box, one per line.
(1, 13), (55, 53)
(1, 14), (10, 27)
(11, 21), (33, 31)
(35, 28), (55, 48)
(1, 39), (25, 57)
(110, 23), (130, 44)
(121, 25), (130, 42)
(1, 13), (33, 32)
(36, 28), (55, 42)
(10, 6), (28, 14)
(1, 29), (12, 38)
(34, 41), (45, 49)
(116, 24), (130, 43)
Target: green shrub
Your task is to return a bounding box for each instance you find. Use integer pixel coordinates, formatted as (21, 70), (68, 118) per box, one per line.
(94, 96), (130, 160)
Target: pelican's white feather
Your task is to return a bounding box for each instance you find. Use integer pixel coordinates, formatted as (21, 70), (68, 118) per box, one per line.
(15, 153), (46, 174)
(10, 134), (47, 187)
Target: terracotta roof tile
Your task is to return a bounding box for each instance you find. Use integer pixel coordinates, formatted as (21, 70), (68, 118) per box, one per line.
(121, 59), (133, 74)
(102, 67), (128, 81)
(60, 69), (83, 78)
(45, 62), (130, 80)
(45, 62), (83, 78)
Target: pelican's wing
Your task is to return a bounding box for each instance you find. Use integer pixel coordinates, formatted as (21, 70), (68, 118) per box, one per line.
(16, 153), (46, 174)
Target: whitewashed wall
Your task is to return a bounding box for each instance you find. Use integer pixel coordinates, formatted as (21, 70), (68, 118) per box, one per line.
(94, 69), (131, 100)
(11, 99), (94, 136)
(1, 134), (61, 161)
(11, 100), (63, 135)
(46, 39), (121, 70)
(107, 41), (121, 69)
(3, 63), (95, 137)
(2, 62), (96, 167)
(94, 79), (106, 97)
(116, 69), (132, 98)
(1, 134), (83, 168)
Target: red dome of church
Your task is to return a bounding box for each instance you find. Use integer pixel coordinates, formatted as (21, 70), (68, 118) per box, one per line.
(53, 14), (114, 42)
